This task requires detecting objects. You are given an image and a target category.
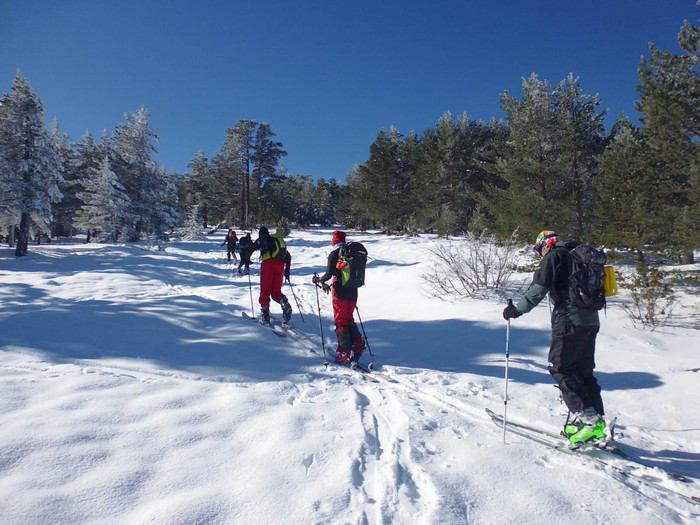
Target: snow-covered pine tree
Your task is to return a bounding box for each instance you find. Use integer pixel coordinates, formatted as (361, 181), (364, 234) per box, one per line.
(0, 94), (18, 243)
(0, 72), (63, 256)
(178, 204), (205, 241)
(75, 157), (130, 242)
(183, 152), (214, 227)
(111, 107), (159, 241)
(49, 119), (80, 238)
(148, 166), (179, 241)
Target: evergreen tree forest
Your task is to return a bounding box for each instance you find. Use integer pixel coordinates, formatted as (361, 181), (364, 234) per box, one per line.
(1, 16), (697, 261)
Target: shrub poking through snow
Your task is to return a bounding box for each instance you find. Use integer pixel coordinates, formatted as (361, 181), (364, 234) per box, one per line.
(422, 230), (518, 299)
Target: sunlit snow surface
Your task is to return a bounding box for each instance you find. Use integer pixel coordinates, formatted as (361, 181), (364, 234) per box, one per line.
(1, 230), (698, 524)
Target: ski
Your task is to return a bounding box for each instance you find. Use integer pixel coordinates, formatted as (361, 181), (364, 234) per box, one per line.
(326, 360), (380, 382)
(358, 361), (399, 383)
(486, 407), (620, 451)
(241, 311), (287, 337)
(485, 408), (698, 506)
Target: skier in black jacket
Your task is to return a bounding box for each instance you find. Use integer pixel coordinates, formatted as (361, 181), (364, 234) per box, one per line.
(503, 230), (606, 447)
(312, 230), (364, 364)
(237, 232), (253, 274)
(221, 228), (238, 262)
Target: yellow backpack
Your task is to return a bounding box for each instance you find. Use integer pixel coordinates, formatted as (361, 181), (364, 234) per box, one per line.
(603, 265), (618, 297)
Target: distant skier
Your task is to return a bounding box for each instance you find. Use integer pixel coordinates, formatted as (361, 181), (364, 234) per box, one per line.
(503, 230), (607, 447)
(221, 228), (238, 262)
(312, 230), (367, 365)
(250, 226), (292, 325)
(237, 232), (253, 275)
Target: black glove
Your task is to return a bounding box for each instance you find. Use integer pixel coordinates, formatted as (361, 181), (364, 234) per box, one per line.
(285, 274), (290, 282)
(322, 283), (331, 294)
(312, 275), (320, 284)
(503, 302), (521, 320)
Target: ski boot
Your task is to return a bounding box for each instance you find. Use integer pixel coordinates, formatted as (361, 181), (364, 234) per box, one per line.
(259, 306), (270, 326)
(281, 298), (292, 325)
(335, 349), (354, 365)
(563, 409), (607, 448)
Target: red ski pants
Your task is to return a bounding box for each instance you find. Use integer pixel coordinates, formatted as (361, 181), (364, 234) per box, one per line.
(259, 259), (287, 308)
(332, 292), (363, 357)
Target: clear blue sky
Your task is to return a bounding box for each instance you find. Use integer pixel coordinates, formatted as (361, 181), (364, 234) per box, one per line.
(1, 0), (698, 180)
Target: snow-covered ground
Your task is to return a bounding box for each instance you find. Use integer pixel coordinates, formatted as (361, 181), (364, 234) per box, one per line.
(1, 229), (698, 524)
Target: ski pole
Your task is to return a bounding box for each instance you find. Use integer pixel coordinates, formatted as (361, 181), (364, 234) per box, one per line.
(503, 298), (513, 444)
(286, 279), (305, 323)
(355, 306), (374, 357)
(313, 273), (328, 365)
(248, 269), (255, 318)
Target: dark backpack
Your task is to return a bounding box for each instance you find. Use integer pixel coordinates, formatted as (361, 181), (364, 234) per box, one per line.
(568, 244), (607, 311)
(337, 242), (368, 288)
(269, 235), (287, 261)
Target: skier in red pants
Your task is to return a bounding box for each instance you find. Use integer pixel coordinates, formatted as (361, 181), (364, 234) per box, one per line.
(250, 226), (292, 325)
(312, 230), (364, 364)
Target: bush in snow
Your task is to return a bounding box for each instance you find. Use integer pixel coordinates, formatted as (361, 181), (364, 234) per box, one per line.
(422, 230), (518, 299)
(621, 264), (676, 330)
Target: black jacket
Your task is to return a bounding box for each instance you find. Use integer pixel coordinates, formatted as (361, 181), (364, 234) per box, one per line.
(516, 240), (599, 327)
(318, 247), (357, 301)
(222, 232), (238, 248)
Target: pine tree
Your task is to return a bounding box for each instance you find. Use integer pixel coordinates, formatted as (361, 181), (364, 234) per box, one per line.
(356, 126), (417, 232)
(75, 157), (130, 242)
(636, 16), (700, 262)
(148, 166), (179, 240)
(221, 119), (256, 227)
(554, 74), (607, 240)
(182, 152), (215, 227)
(596, 117), (659, 260)
(0, 72), (63, 256)
(252, 122), (287, 223)
(49, 120), (79, 238)
(111, 107), (159, 240)
(178, 204), (205, 240)
(486, 73), (562, 238)
(208, 150), (241, 225)
(414, 112), (505, 235)
(484, 73), (605, 241)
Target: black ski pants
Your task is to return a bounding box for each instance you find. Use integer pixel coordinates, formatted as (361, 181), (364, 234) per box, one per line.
(547, 319), (604, 416)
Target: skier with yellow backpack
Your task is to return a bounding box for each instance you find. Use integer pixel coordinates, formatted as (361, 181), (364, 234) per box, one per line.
(503, 230), (617, 448)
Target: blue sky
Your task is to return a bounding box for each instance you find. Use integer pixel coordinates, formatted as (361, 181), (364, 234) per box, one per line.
(1, 0), (697, 180)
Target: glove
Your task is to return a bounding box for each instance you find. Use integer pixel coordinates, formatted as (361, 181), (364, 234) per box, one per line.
(285, 274), (290, 282)
(312, 275), (320, 284)
(322, 283), (331, 294)
(503, 303), (521, 320)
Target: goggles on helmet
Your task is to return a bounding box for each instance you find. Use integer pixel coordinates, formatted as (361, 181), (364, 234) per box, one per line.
(533, 230), (558, 256)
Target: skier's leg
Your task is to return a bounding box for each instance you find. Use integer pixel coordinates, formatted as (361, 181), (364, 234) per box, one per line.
(333, 294), (355, 363)
(579, 326), (604, 416)
(349, 320), (363, 361)
(270, 260), (286, 304)
(258, 262), (272, 309)
(548, 319), (586, 414)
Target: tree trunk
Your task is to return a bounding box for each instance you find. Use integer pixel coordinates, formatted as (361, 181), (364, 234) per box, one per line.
(15, 212), (30, 256)
(7, 225), (15, 247)
(679, 251), (695, 264)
